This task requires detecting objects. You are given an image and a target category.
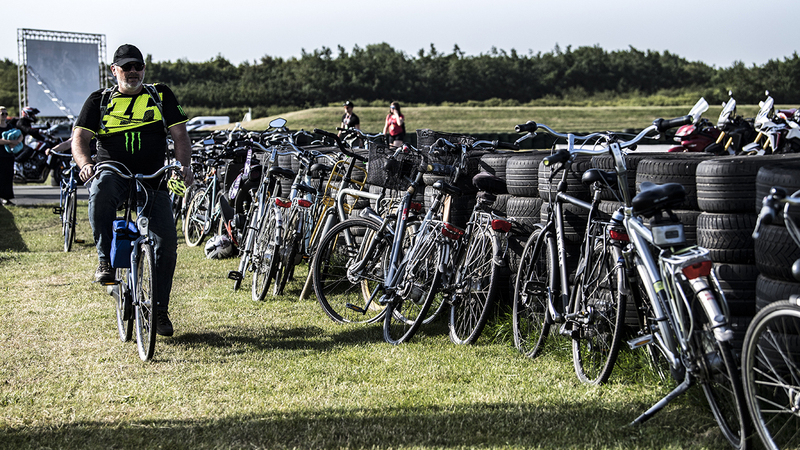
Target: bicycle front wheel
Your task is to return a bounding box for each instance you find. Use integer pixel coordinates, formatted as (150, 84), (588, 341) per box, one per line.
(134, 242), (158, 361)
(311, 218), (388, 324)
(383, 228), (442, 345)
(742, 300), (800, 450)
(252, 208), (279, 301)
(696, 314), (749, 449)
(184, 187), (210, 247)
(572, 241), (626, 385)
(63, 190), (77, 252)
(513, 227), (556, 357)
(114, 268), (133, 342)
(449, 227), (501, 345)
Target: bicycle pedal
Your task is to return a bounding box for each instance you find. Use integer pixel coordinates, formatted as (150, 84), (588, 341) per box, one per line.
(97, 280), (120, 286)
(345, 303), (366, 314)
(227, 271), (243, 281)
(627, 334), (654, 350)
(52, 207), (63, 215)
(75, 239), (85, 243)
(559, 323), (578, 339)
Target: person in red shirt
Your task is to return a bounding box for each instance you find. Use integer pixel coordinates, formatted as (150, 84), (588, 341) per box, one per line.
(382, 102), (405, 148)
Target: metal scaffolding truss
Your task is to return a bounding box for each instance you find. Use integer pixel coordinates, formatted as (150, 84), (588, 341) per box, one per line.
(17, 28), (107, 118)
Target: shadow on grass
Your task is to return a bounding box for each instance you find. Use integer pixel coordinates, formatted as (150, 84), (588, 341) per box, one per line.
(0, 203), (28, 252)
(0, 400), (730, 449)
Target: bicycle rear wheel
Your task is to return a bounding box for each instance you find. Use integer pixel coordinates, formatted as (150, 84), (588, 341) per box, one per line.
(184, 187), (210, 247)
(63, 190), (77, 252)
(275, 207), (301, 296)
(572, 240), (626, 384)
(449, 227), (501, 345)
(311, 218), (388, 324)
(696, 311), (750, 449)
(513, 227), (556, 357)
(114, 268), (133, 342)
(742, 300), (800, 450)
(383, 229), (442, 344)
(134, 242), (158, 361)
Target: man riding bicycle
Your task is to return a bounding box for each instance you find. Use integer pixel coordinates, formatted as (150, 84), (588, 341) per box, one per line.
(71, 44), (194, 337)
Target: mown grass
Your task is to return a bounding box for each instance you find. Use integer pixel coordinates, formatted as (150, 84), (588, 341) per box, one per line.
(0, 201), (745, 449)
(235, 104), (767, 136)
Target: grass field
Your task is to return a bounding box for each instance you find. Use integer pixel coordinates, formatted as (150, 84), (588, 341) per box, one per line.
(236, 104), (766, 136)
(0, 199), (750, 449)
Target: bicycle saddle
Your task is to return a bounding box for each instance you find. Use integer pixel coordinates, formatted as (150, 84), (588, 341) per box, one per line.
(294, 182), (317, 195)
(581, 168), (618, 189)
(632, 182), (685, 218)
(472, 172), (507, 195)
(309, 163), (332, 178)
(268, 166), (296, 180)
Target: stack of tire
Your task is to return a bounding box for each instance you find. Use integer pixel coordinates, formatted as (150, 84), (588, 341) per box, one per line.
(593, 152), (712, 328)
(753, 161), (800, 322)
(696, 154), (800, 352)
(479, 150), (549, 305)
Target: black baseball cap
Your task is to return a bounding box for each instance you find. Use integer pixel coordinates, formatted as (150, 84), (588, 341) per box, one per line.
(343, 101), (354, 107)
(113, 44), (144, 66)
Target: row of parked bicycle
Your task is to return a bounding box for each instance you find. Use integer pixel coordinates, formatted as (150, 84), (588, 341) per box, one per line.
(160, 94), (800, 450)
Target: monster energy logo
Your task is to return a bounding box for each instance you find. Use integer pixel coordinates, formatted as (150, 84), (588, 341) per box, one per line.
(125, 132), (142, 154)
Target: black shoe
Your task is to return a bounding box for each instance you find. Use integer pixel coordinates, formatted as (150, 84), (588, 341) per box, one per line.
(1, 199), (13, 206)
(95, 261), (114, 283)
(156, 312), (174, 337)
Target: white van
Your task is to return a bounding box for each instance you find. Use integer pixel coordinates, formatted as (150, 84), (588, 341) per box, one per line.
(185, 116), (229, 132)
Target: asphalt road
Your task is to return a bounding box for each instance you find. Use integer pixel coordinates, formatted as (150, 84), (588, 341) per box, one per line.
(8, 185), (90, 206)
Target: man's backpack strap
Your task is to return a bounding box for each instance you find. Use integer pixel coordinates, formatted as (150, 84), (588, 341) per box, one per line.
(98, 86), (118, 132)
(142, 83), (169, 135)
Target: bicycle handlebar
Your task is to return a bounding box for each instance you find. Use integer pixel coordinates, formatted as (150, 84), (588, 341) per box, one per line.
(313, 128), (367, 162)
(89, 161), (183, 184)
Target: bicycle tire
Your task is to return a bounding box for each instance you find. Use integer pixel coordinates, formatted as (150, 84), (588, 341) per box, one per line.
(234, 203), (260, 292)
(513, 226), (556, 357)
(114, 268), (133, 342)
(63, 190), (77, 252)
(252, 208), (279, 302)
(274, 207), (301, 296)
(134, 242), (158, 361)
(742, 300), (800, 450)
(311, 218), (388, 324)
(383, 227), (442, 344)
(184, 187), (210, 247)
(696, 311), (750, 449)
(572, 240), (626, 384)
(449, 226), (501, 345)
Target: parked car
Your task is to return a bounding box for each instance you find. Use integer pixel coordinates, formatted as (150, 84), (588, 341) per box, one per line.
(185, 116), (229, 132)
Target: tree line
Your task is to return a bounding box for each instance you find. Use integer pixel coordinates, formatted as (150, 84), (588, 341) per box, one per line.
(2, 43), (800, 117)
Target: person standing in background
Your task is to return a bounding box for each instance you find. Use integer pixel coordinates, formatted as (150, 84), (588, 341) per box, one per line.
(382, 101), (405, 148)
(0, 106), (22, 205)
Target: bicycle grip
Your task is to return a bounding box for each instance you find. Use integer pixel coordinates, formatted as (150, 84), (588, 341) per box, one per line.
(542, 149), (570, 166)
(423, 163), (456, 176)
(493, 140), (520, 150)
(653, 115), (692, 133)
(514, 121), (538, 133)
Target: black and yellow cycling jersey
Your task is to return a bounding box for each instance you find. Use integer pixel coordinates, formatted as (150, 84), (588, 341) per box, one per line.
(75, 83), (188, 179)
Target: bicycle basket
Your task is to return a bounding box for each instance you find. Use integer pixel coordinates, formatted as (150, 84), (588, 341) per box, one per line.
(366, 145), (422, 191)
(416, 129), (475, 153)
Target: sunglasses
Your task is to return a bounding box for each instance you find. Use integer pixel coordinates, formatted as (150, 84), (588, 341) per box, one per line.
(0, 112), (7, 116)
(117, 62), (144, 72)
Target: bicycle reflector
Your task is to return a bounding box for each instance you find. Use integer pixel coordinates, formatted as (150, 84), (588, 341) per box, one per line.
(608, 229), (629, 241)
(409, 201), (423, 211)
(682, 260), (712, 279)
(167, 178), (186, 197)
(491, 219), (512, 233)
(442, 223), (465, 240)
(296, 199), (312, 208)
(275, 198), (292, 208)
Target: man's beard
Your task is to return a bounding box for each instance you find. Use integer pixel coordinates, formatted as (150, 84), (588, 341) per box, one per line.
(119, 74), (143, 91)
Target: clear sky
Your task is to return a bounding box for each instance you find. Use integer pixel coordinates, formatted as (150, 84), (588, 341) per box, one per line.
(4, 0), (798, 69)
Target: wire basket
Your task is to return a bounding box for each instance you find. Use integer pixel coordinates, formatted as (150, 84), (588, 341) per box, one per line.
(416, 129), (475, 153)
(366, 145), (422, 191)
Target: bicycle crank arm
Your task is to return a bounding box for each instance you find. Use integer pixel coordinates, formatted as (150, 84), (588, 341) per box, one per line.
(630, 374), (693, 426)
